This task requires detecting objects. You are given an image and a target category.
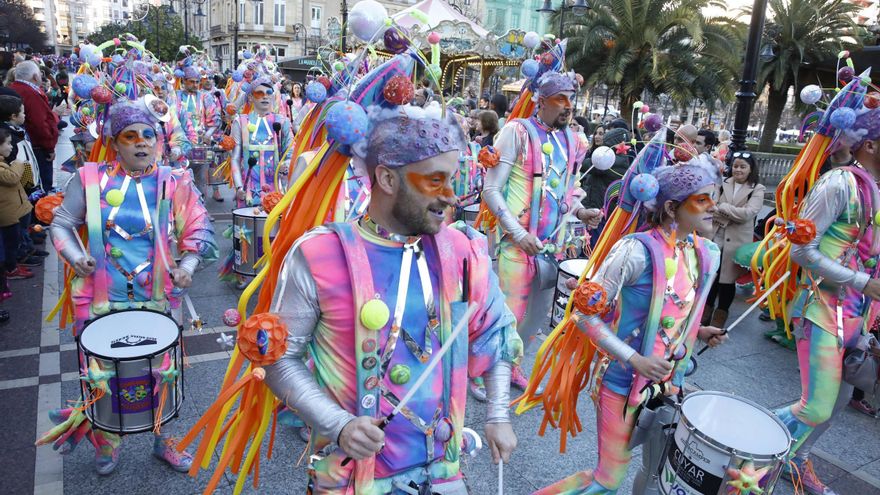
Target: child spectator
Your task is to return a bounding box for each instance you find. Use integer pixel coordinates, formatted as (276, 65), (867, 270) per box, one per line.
(0, 128), (35, 281)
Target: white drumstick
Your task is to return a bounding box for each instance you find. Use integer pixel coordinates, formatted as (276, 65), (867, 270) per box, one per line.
(75, 231), (89, 258)
(727, 271), (791, 333)
(498, 460), (504, 495)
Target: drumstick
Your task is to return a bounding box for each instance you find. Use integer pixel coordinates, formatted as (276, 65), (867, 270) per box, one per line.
(341, 303), (477, 466)
(697, 271), (791, 356)
(73, 230), (93, 266)
(498, 460), (504, 495)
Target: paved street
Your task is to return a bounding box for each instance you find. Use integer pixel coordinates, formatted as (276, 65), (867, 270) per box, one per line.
(1, 132), (879, 494)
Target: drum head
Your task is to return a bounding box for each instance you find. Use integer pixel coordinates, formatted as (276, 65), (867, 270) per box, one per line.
(80, 311), (180, 359)
(559, 258), (590, 278)
(463, 204), (481, 213)
(682, 391), (790, 457)
(233, 207), (267, 218)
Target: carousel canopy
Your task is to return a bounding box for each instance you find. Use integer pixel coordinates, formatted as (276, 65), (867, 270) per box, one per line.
(393, 0), (490, 37)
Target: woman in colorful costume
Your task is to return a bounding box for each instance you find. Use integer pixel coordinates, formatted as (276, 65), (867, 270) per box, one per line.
(47, 98), (217, 474)
(515, 132), (726, 494)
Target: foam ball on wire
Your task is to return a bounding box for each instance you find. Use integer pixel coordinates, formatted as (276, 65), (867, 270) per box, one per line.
(222, 309), (241, 327)
(674, 142), (697, 162)
(305, 81), (327, 103)
(643, 113), (663, 132)
(521, 59), (539, 78)
(591, 146), (615, 170)
(242, 50), (253, 59)
(333, 61), (345, 72)
(523, 31), (541, 49)
(383, 27), (410, 54)
(173, 68), (185, 78)
(349, 0), (388, 42)
(838, 66), (855, 83)
(232, 70), (244, 82)
(800, 85), (823, 105)
(114, 82), (127, 93)
(633, 101), (643, 109)
(244, 69), (255, 81)
(427, 31), (441, 45)
(383, 74), (415, 105)
(830, 107), (856, 130)
(540, 52), (554, 66)
(90, 86), (113, 104)
(865, 92), (880, 109)
(325, 101), (369, 145)
(630, 173), (659, 202)
(317, 75), (332, 90)
(640, 104), (650, 114)
(72, 74), (99, 99)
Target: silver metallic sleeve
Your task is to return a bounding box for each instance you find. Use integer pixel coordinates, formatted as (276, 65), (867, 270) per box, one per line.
(483, 124), (530, 242)
(177, 253), (201, 275)
(572, 313), (636, 363)
(50, 171), (88, 265)
(230, 119), (244, 189)
(263, 243), (357, 442)
(791, 169), (870, 291)
(483, 360), (512, 423)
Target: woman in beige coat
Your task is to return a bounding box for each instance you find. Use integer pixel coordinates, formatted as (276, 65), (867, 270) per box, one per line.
(704, 151), (765, 327)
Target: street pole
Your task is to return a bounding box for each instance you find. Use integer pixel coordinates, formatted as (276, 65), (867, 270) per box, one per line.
(730, 0), (769, 154)
(184, 0), (189, 44)
(233, 0), (239, 68)
(341, 0), (348, 53)
(558, 5), (566, 38)
(156, 6), (160, 58)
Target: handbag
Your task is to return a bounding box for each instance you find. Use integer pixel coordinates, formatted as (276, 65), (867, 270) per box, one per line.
(843, 333), (880, 393)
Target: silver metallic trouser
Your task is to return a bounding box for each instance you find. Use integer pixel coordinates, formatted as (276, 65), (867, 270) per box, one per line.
(631, 403), (678, 495)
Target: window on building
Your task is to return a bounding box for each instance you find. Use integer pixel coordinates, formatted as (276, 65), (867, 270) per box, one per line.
(240, 3), (245, 24)
(122, 0), (127, 7)
(310, 5), (322, 29)
(274, 1), (284, 26)
(123, 11), (129, 19)
(276, 47), (285, 57)
(222, 44), (229, 55)
(254, 1), (263, 24)
(529, 16), (538, 32)
(511, 12), (520, 28)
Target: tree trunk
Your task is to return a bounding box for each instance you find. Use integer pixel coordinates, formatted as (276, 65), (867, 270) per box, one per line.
(759, 86), (788, 152)
(619, 92), (640, 122)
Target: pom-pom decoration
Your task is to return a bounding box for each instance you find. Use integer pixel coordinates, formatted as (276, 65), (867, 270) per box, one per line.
(590, 146), (615, 170)
(630, 173), (660, 202)
(640, 105), (650, 114)
(800, 85), (823, 105)
(383, 27), (410, 54)
(305, 81), (327, 103)
(242, 50), (253, 59)
(643, 113), (663, 132)
(571, 281), (608, 316)
(317, 76), (332, 90)
(784, 218), (817, 245)
(237, 313), (288, 366)
(521, 59), (539, 78)
(219, 135), (236, 151)
(523, 31), (541, 49)
(360, 298), (390, 330)
(113, 82), (126, 93)
(105, 189), (124, 207)
(90, 86), (113, 104)
(838, 66), (855, 83)
(232, 70), (244, 82)
(325, 102), (369, 145)
(34, 194), (64, 223)
(261, 191), (283, 214)
(383, 74), (415, 105)
(866, 92), (880, 109)
(427, 32), (441, 44)
(348, 0), (388, 42)
(478, 145), (501, 168)
(540, 52), (554, 66)
(829, 107), (856, 130)
(72, 75), (99, 99)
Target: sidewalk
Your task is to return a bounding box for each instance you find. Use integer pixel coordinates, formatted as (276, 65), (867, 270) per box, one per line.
(2, 182), (880, 494)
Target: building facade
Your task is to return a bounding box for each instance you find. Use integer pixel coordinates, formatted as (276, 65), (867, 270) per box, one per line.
(482, 0), (545, 35)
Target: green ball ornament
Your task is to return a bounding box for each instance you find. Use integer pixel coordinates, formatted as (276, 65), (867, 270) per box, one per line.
(385, 17), (392, 25)
(333, 61), (345, 71)
(81, 107), (92, 116)
(390, 364), (411, 384)
(544, 243), (556, 254)
(105, 189), (124, 207)
(661, 316), (675, 329)
(874, 211), (880, 225)
(633, 101), (643, 109)
(665, 258), (677, 279)
(866, 258), (877, 269)
(550, 178), (560, 188)
(630, 138), (637, 146)
(110, 247), (123, 258)
(114, 82), (127, 93)
(542, 142), (554, 155)
(360, 299), (390, 331)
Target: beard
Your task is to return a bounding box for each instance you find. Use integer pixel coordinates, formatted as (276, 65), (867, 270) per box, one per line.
(553, 110), (572, 129)
(390, 179), (445, 235)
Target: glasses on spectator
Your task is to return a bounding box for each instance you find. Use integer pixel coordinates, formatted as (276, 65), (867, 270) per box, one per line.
(732, 151), (752, 159)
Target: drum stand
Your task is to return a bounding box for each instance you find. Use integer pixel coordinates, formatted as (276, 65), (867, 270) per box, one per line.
(632, 400), (679, 495)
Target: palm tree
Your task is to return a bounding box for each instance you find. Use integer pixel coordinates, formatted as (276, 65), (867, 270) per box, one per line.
(559, 0), (745, 116)
(756, 0), (861, 151)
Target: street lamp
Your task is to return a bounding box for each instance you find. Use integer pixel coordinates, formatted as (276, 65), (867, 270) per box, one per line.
(730, 0), (770, 155)
(293, 23), (308, 57)
(536, 0), (590, 38)
(759, 43), (775, 62)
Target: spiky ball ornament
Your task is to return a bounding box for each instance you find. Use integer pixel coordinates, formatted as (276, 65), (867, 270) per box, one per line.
(383, 75), (415, 105)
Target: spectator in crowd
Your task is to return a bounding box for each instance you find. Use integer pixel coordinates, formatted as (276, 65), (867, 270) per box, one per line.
(713, 129), (731, 163)
(490, 93), (509, 118)
(0, 128), (36, 282)
(582, 127), (631, 210)
(476, 110), (500, 147)
(479, 95), (490, 109)
(705, 151), (765, 327)
(588, 123), (605, 150)
(8, 61), (59, 192)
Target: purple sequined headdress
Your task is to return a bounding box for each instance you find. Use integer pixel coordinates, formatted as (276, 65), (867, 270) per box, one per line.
(650, 160), (721, 207)
(105, 99), (158, 137)
(358, 104), (467, 169)
(535, 71), (578, 98)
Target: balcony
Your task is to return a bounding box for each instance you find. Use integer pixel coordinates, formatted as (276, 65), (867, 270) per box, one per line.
(211, 24), (225, 36)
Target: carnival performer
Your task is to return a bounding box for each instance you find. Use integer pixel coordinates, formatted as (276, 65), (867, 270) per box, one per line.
(773, 107), (880, 495)
(200, 73), (228, 202)
(48, 99), (217, 474)
(514, 132), (727, 494)
(151, 74), (193, 169)
(177, 65), (221, 196)
(230, 77), (293, 206)
(481, 71), (602, 390)
(260, 104), (521, 494)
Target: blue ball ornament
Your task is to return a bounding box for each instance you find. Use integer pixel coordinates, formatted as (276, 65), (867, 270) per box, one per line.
(87, 55), (102, 67)
(305, 81), (327, 103)
(173, 68), (185, 78)
(72, 74), (99, 99)
(830, 107), (856, 130)
(70, 53), (79, 61)
(325, 101), (369, 145)
(242, 50), (253, 59)
(630, 173), (660, 202)
(240, 82), (251, 94)
(521, 59), (539, 78)
(111, 54), (124, 64)
(232, 70), (244, 82)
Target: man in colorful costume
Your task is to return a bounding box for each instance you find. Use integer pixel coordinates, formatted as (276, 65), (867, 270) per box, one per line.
(773, 106), (880, 495)
(482, 71), (601, 389)
(515, 132), (726, 494)
(262, 104), (522, 494)
(151, 73), (193, 169)
(200, 73), (228, 202)
(48, 99), (218, 474)
(177, 65), (221, 196)
(230, 77), (293, 206)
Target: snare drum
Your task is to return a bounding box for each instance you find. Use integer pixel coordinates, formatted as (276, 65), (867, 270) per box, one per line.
(77, 309), (183, 434)
(462, 204), (481, 228)
(232, 207), (279, 276)
(189, 145), (214, 167)
(550, 258), (589, 327)
(658, 391), (791, 495)
(209, 150), (227, 186)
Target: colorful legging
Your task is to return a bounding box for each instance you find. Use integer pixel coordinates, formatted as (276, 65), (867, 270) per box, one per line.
(775, 321), (855, 456)
(534, 385), (637, 495)
(496, 241), (535, 323)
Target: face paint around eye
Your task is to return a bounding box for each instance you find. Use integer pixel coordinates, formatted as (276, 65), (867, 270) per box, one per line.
(682, 193), (716, 214)
(405, 172), (454, 198)
(117, 129), (158, 145)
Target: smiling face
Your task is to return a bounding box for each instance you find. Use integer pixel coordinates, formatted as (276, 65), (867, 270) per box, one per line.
(383, 151), (458, 235)
(111, 123), (157, 172)
(538, 91), (574, 129)
(731, 158), (751, 184)
(592, 126), (605, 146)
(672, 184), (718, 237)
(249, 85), (274, 113)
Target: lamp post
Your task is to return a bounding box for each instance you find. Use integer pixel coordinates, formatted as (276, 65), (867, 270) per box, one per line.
(729, 0), (770, 154)
(293, 23), (308, 57)
(536, 0), (590, 39)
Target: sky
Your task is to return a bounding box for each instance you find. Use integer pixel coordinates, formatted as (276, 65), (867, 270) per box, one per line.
(704, 0), (765, 20)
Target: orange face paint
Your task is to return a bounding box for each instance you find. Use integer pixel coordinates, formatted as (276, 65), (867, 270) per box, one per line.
(405, 172), (454, 199)
(546, 93), (573, 109)
(116, 129), (157, 145)
(681, 193), (716, 214)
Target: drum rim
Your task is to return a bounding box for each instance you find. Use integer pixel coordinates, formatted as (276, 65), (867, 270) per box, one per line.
(559, 258), (590, 277)
(678, 390), (792, 459)
(232, 207), (269, 217)
(77, 308), (183, 362)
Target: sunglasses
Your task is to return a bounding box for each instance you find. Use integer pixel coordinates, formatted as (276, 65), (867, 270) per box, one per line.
(116, 129), (158, 145)
(252, 88), (275, 98)
(732, 151), (752, 159)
